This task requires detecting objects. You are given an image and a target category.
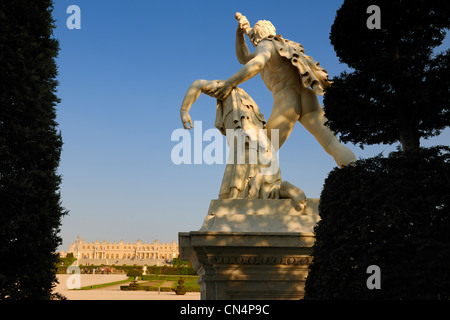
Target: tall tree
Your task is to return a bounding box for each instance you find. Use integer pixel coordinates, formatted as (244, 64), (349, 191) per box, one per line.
(0, 1), (67, 299)
(323, 0), (450, 153)
(305, 0), (450, 299)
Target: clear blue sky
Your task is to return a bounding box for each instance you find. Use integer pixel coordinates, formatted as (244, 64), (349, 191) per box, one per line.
(52, 0), (450, 251)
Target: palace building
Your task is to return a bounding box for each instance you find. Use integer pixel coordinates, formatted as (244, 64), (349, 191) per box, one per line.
(61, 236), (179, 266)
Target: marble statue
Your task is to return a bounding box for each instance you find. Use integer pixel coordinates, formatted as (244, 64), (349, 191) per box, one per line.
(212, 13), (357, 168)
(177, 12), (342, 301)
(180, 79), (307, 211)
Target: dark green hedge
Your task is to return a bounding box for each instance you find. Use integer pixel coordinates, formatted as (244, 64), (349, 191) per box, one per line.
(304, 146), (450, 299)
(145, 265), (196, 275)
(63, 265), (196, 276)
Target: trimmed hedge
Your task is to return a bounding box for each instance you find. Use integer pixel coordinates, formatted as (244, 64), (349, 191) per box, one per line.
(141, 275), (198, 281)
(145, 265), (196, 275)
(120, 285), (200, 292)
(59, 265), (196, 276)
(304, 147), (450, 299)
(121, 275), (200, 292)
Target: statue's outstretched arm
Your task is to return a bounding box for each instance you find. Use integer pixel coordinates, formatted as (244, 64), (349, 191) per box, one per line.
(180, 80), (224, 129)
(213, 41), (272, 101)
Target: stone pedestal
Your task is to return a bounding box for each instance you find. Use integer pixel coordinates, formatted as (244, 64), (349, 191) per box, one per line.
(178, 198), (320, 300)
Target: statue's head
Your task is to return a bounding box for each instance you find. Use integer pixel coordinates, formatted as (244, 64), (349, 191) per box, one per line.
(248, 20), (276, 47)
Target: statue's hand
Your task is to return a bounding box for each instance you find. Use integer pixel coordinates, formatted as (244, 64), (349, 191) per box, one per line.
(180, 111), (193, 129)
(213, 82), (234, 101)
(203, 80), (226, 96)
(268, 184), (281, 199)
(235, 13), (250, 33)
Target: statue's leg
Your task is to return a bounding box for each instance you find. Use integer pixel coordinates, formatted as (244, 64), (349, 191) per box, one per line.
(297, 87), (356, 167)
(300, 110), (356, 167)
(265, 88), (301, 150)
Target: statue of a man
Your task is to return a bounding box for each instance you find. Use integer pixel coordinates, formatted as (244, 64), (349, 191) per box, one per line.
(212, 13), (357, 168)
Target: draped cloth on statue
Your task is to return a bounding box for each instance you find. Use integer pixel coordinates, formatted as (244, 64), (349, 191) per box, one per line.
(214, 87), (266, 135)
(214, 87), (281, 199)
(264, 34), (332, 95)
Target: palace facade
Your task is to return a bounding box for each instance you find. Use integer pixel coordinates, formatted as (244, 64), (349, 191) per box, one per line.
(61, 236), (179, 266)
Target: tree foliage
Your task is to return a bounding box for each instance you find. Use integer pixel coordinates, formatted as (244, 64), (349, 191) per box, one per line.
(305, 0), (450, 300)
(0, 1), (67, 299)
(324, 0), (450, 152)
(304, 147), (450, 299)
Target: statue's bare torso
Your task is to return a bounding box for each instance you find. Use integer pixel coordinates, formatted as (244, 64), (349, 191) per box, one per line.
(253, 40), (325, 149)
(259, 43), (301, 95)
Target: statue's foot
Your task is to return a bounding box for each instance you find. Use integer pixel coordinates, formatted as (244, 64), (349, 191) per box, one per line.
(333, 144), (357, 168)
(293, 198), (307, 212)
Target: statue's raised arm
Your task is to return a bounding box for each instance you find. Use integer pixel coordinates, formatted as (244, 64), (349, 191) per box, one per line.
(235, 12), (254, 64)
